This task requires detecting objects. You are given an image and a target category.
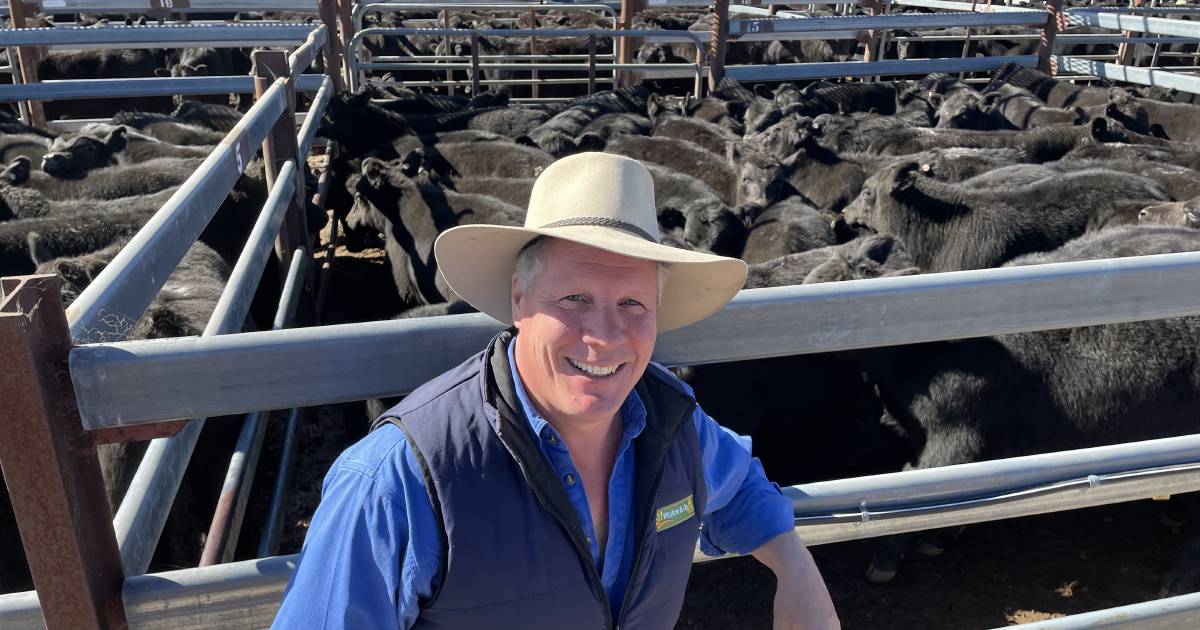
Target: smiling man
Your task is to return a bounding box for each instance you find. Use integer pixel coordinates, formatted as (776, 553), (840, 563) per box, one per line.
(273, 153), (839, 630)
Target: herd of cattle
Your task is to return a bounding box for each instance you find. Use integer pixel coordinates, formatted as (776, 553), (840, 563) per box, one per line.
(320, 62), (1200, 593)
(1, 4), (1200, 613)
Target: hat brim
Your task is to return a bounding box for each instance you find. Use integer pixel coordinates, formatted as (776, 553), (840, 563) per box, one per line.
(434, 223), (747, 332)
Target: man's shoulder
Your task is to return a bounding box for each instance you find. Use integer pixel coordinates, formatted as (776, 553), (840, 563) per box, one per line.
(332, 423), (414, 484)
(644, 361), (696, 398)
(374, 349), (486, 428)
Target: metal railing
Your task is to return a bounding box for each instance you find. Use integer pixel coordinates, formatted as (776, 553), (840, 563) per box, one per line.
(349, 26), (709, 96)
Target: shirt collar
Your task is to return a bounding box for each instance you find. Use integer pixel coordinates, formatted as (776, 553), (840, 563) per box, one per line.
(506, 336), (647, 446)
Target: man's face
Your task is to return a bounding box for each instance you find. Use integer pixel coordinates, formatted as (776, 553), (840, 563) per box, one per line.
(511, 239), (659, 427)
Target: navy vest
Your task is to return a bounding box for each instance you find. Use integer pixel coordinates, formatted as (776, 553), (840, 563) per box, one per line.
(374, 332), (706, 629)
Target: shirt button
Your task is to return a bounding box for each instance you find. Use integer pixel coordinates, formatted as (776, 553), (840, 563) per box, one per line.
(547, 434), (558, 445)
(585, 537), (593, 545)
(565, 474), (576, 485)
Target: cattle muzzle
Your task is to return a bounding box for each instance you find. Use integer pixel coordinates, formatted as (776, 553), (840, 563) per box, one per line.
(40, 153), (74, 176)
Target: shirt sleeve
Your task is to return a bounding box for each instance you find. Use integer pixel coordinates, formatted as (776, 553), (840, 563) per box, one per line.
(679, 382), (795, 557)
(271, 424), (441, 630)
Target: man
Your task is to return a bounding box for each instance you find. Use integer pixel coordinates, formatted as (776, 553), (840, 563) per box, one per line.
(274, 153), (839, 629)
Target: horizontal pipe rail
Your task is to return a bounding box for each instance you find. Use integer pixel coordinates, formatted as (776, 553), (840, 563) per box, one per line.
(1000, 591), (1200, 629)
(296, 75), (332, 159)
(0, 74), (325, 103)
(11, 431), (1200, 627)
(114, 161), (299, 577)
(1067, 10), (1200, 39)
(0, 0), (320, 15)
(70, 247), (1200, 429)
(0, 23), (316, 48)
(726, 54), (1037, 81)
(728, 11), (1048, 36)
(286, 25), (327, 77)
(66, 79), (286, 344)
(1055, 55), (1200, 95)
(201, 250), (307, 567)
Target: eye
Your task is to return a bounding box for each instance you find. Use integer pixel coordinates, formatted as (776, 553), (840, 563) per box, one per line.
(561, 294), (585, 303)
(621, 298), (646, 308)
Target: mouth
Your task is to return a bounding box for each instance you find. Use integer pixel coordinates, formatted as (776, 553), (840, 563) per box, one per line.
(566, 357), (623, 378)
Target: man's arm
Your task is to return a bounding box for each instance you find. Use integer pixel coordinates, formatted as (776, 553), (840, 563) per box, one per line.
(272, 425), (441, 629)
(686, 392), (839, 630)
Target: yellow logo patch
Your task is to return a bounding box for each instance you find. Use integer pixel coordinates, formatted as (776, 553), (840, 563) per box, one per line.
(655, 495), (695, 532)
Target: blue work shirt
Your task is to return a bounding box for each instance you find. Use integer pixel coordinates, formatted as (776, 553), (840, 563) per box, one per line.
(273, 347), (795, 629)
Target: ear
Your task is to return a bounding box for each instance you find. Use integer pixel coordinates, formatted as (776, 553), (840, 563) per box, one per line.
(399, 148), (423, 177)
(754, 83), (774, 99)
(514, 135), (538, 148)
(4, 156), (30, 184)
(982, 92), (1001, 109)
(1151, 123), (1169, 139)
(658, 207), (686, 230)
(856, 234), (897, 264)
(26, 232), (51, 267)
(927, 93), (943, 107)
(1072, 107), (1088, 124)
(154, 67), (171, 77)
(105, 126), (129, 151)
(646, 94), (664, 121)
(192, 63), (208, 75)
(574, 132), (606, 152)
(361, 158), (387, 187)
(1089, 117), (1109, 138)
(780, 148), (804, 168)
(733, 202), (764, 229)
(893, 162), (919, 192)
(726, 140), (742, 163)
(1109, 87), (1129, 103)
(1105, 102), (1121, 118)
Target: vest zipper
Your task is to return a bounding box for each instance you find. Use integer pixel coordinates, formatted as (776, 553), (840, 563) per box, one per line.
(503, 442), (614, 629)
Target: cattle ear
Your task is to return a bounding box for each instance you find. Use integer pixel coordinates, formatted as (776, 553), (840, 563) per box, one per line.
(574, 132), (606, 153)
(514, 135), (538, 149)
(1072, 107), (1088, 124)
(361, 158), (388, 187)
(1109, 87), (1130, 104)
(26, 232), (52, 267)
(399, 148), (423, 177)
(726, 140), (742, 163)
(893, 162), (919, 192)
(658, 207), (685, 231)
(733, 202), (764, 229)
(192, 63), (208, 75)
(3, 156), (30, 185)
(1150, 123), (1169, 139)
(646, 94), (665, 122)
(927, 93), (943, 107)
(982, 91), (1002, 109)
(856, 234), (897, 264)
(753, 83), (774, 99)
(1089, 117), (1109, 138)
(154, 67), (171, 77)
(106, 126), (129, 151)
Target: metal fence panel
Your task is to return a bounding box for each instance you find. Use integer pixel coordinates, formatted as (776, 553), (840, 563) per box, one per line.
(727, 54), (1038, 80)
(0, 23), (315, 48)
(993, 591), (1200, 629)
(1055, 56), (1200, 95)
(70, 249), (1200, 429)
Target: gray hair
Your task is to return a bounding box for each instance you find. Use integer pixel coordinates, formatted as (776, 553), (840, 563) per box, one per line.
(514, 236), (669, 302)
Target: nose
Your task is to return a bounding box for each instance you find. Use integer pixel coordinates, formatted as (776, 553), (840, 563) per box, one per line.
(41, 154), (64, 172)
(580, 304), (623, 348)
(1139, 208), (1151, 220)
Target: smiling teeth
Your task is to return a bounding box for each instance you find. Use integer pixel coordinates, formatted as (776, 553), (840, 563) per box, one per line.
(569, 358), (618, 376)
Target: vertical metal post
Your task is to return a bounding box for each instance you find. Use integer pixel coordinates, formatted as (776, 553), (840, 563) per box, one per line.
(768, 4), (779, 16)
(318, 0), (345, 90)
(529, 9), (539, 100)
(959, 0), (980, 79)
(587, 34), (597, 95)
(1036, 0), (1065, 74)
(0, 275), (127, 630)
(1116, 0), (1145, 66)
(709, 0), (730, 91)
(6, 0), (46, 128)
(335, 0), (355, 89)
(252, 50), (309, 273)
(470, 32), (481, 96)
(617, 0), (645, 88)
(862, 0), (885, 64)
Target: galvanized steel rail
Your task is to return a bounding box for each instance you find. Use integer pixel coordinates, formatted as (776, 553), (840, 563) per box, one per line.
(0, 23), (316, 49)
(726, 53), (1037, 80)
(69, 249), (1200, 428)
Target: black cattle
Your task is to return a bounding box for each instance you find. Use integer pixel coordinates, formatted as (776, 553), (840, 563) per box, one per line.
(1131, 98), (1200, 144)
(0, 134), (51, 165)
(987, 63), (1128, 108)
(810, 99), (935, 153)
(165, 47), (252, 106)
(352, 160), (524, 306)
(649, 101), (742, 156)
(1065, 141), (1200, 171)
(746, 233), (919, 288)
(983, 83), (1084, 130)
(843, 160), (1171, 271)
(6, 186), (177, 222)
(0, 108), (54, 138)
(852, 225), (1200, 585)
(1139, 197), (1200, 228)
(742, 197), (837, 264)
(0, 156), (200, 199)
(678, 199), (759, 257)
(520, 86), (651, 156)
(405, 141), (554, 182)
(0, 205), (157, 276)
(868, 118), (1128, 162)
(170, 101), (244, 133)
(111, 111), (228, 145)
(318, 90), (508, 153)
(41, 125), (209, 177)
(448, 176), (534, 209)
(967, 159), (1200, 202)
(38, 50), (173, 118)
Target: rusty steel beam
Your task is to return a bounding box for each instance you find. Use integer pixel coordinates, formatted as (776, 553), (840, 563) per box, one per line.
(6, 0), (46, 128)
(709, 0), (730, 90)
(0, 275), (126, 630)
(317, 0), (344, 90)
(252, 49), (309, 273)
(617, 0), (645, 87)
(1036, 0), (1066, 74)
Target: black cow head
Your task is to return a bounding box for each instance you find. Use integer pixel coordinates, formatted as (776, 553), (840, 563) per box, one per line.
(42, 126), (127, 178)
(1, 156), (32, 185)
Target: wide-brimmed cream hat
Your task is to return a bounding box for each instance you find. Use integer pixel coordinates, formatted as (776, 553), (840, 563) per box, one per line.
(433, 152), (747, 331)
